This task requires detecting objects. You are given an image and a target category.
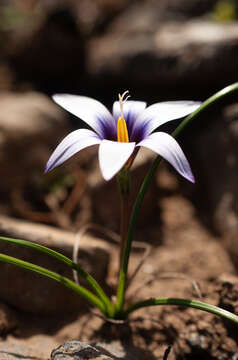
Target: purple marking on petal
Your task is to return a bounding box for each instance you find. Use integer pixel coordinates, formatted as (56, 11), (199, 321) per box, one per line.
(45, 129), (101, 173)
(132, 101), (201, 138)
(99, 117), (117, 141)
(130, 121), (148, 143)
(113, 101), (146, 139)
(137, 132), (195, 183)
(52, 94), (116, 140)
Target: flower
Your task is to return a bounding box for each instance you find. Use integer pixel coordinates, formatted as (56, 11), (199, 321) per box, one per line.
(45, 91), (200, 182)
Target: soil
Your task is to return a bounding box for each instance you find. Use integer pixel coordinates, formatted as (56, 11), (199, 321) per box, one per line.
(0, 2), (237, 359)
(1, 168), (238, 359)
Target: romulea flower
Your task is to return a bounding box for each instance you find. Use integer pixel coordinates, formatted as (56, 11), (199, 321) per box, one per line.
(45, 91), (201, 182)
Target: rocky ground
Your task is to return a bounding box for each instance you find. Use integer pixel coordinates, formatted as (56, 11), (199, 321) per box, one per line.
(1, 183), (238, 359)
(0, 0), (238, 359)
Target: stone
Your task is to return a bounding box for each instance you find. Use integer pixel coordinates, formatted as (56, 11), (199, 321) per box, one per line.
(0, 340), (52, 360)
(88, 20), (238, 98)
(0, 302), (17, 336)
(51, 340), (141, 360)
(180, 102), (238, 270)
(0, 91), (69, 192)
(0, 91), (66, 138)
(8, 6), (85, 93)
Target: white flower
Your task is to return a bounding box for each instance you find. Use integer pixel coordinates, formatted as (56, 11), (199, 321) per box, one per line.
(45, 91), (200, 182)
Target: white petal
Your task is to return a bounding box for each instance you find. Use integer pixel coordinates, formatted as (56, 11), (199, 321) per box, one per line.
(45, 129), (101, 172)
(137, 132), (195, 183)
(113, 100), (146, 134)
(52, 94), (116, 139)
(132, 101), (201, 137)
(99, 140), (136, 181)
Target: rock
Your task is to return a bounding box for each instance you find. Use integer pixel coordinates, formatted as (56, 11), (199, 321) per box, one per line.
(102, 0), (216, 36)
(0, 1), (234, 98)
(88, 20), (238, 98)
(0, 91), (66, 138)
(0, 91), (69, 192)
(0, 340), (51, 360)
(51, 340), (141, 360)
(0, 302), (17, 336)
(154, 0), (216, 18)
(75, 0), (129, 34)
(0, 216), (110, 314)
(8, 6), (85, 93)
(181, 103), (238, 269)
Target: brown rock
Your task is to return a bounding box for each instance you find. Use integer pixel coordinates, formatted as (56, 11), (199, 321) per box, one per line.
(182, 103), (238, 269)
(0, 340), (51, 360)
(0, 91), (66, 138)
(0, 91), (69, 191)
(8, 6), (85, 92)
(0, 302), (17, 336)
(88, 20), (238, 98)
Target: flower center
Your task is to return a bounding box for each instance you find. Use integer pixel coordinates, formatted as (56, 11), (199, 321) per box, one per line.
(117, 91), (130, 143)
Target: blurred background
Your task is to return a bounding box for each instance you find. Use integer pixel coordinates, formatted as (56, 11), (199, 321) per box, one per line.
(0, 0), (237, 306)
(0, 1), (238, 357)
(1, 0), (238, 97)
(0, 0), (238, 236)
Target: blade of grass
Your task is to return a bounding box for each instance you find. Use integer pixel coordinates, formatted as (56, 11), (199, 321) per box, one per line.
(116, 82), (238, 313)
(0, 252), (106, 313)
(0, 236), (114, 317)
(124, 297), (238, 325)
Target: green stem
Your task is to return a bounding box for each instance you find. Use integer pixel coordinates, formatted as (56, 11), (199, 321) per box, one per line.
(119, 194), (130, 267)
(115, 169), (131, 313)
(0, 236), (114, 317)
(115, 82), (238, 314)
(173, 82), (238, 138)
(124, 297), (238, 325)
(0, 252), (106, 314)
(115, 158), (161, 314)
(117, 169), (131, 268)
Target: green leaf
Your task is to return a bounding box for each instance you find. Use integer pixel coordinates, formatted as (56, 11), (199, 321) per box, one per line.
(0, 236), (114, 317)
(0, 252), (106, 313)
(125, 297), (238, 324)
(116, 82), (238, 313)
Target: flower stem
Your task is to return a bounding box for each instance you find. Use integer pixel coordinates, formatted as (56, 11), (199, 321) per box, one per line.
(119, 194), (130, 267)
(124, 297), (238, 325)
(0, 252), (106, 314)
(117, 169), (131, 267)
(115, 158), (160, 315)
(115, 82), (238, 316)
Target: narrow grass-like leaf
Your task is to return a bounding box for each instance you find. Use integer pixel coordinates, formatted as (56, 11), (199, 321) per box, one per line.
(0, 236), (113, 316)
(124, 297), (238, 325)
(0, 252), (106, 313)
(116, 82), (238, 313)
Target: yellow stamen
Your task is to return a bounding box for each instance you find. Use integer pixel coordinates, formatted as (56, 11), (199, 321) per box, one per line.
(117, 91), (130, 142)
(117, 116), (129, 142)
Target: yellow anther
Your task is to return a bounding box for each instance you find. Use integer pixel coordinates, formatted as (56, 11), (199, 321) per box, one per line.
(117, 91), (130, 142)
(117, 116), (129, 142)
